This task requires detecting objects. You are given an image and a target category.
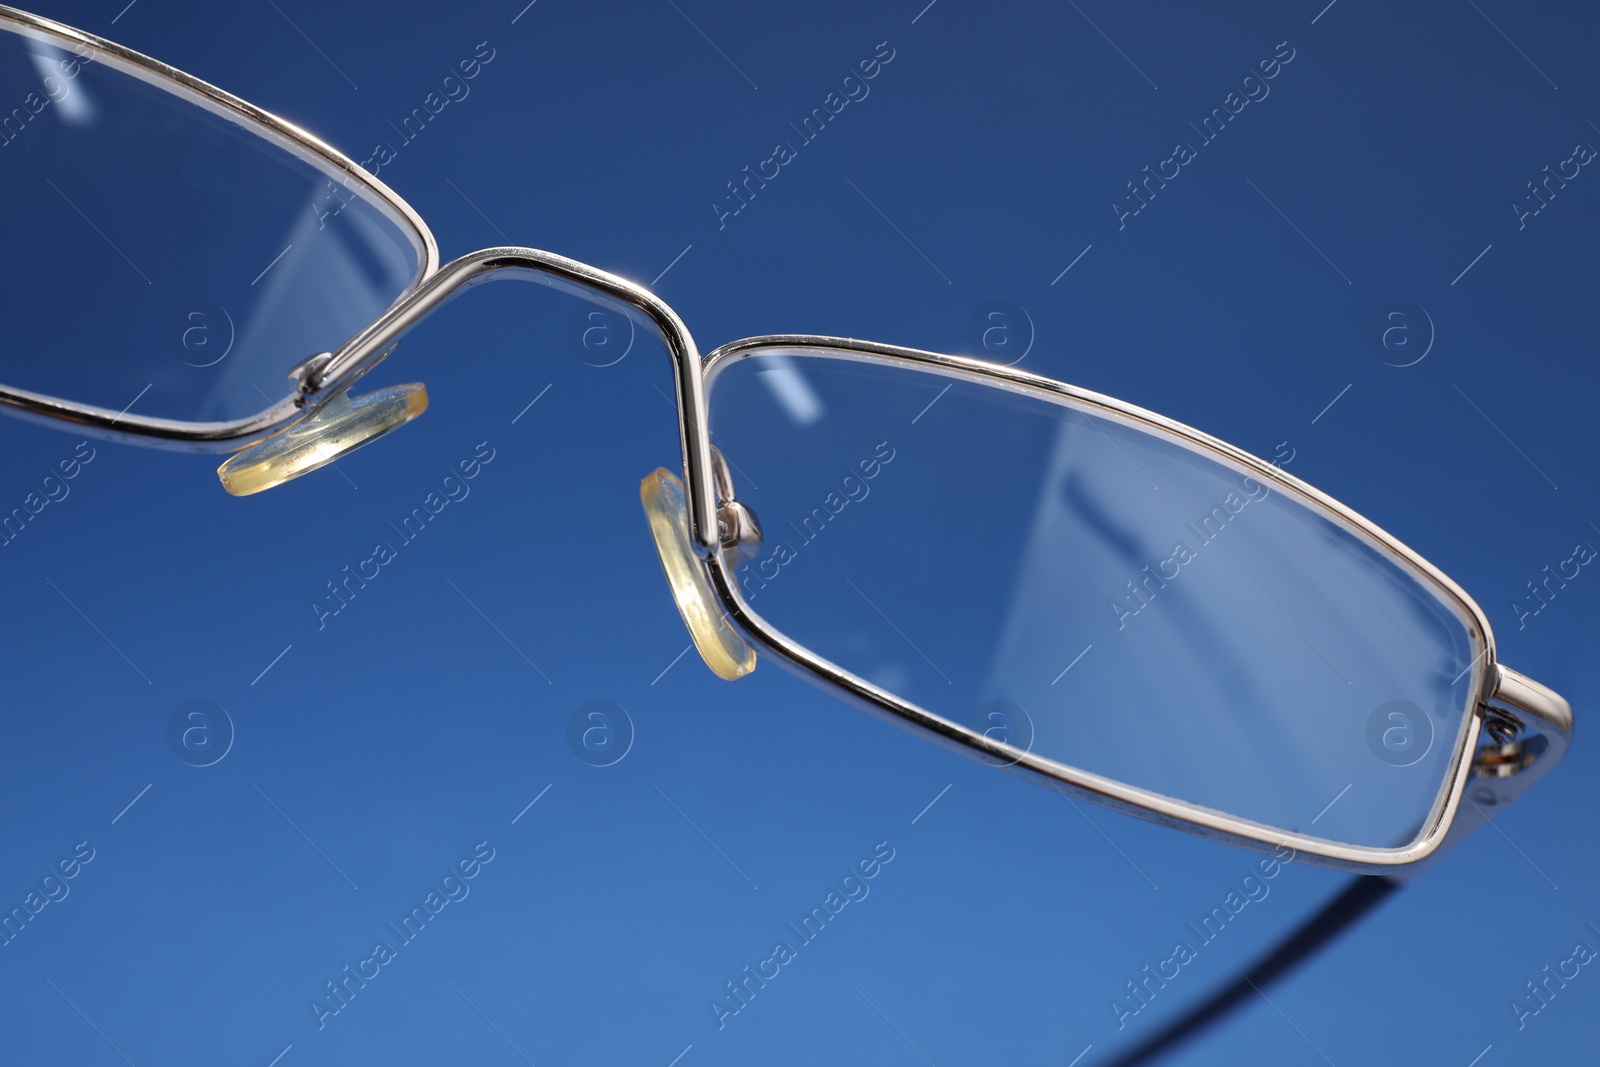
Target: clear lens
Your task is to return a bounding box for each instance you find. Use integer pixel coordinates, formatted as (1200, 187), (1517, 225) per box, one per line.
(0, 22), (428, 424)
(707, 348), (1485, 851)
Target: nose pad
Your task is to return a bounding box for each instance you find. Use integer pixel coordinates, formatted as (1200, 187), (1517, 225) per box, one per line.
(640, 467), (757, 681)
(217, 382), (428, 496)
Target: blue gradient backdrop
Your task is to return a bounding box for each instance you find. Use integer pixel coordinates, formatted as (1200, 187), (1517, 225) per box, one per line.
(0, 2), (1596, 1065)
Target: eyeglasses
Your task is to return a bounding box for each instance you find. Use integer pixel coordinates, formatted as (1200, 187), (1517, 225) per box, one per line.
(0, 5), (1572, 1057)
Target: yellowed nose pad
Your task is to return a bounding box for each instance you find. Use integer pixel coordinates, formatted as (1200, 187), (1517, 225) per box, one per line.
(217, 383), (428, 496)
(640, 467), (756, 681)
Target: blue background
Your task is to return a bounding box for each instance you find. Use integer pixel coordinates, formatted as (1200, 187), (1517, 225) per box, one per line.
(1, 1), (1596, 1064)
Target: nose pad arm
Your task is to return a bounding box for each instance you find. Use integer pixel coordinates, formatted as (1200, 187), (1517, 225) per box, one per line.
(640, 466), (757, 681)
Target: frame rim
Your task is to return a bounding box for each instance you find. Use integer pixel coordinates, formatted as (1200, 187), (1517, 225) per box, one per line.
(699, 333), (1496, 872)
(0, 4), (441, 451)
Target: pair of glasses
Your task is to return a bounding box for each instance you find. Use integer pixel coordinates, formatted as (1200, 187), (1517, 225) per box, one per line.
(0, 6), (1573, 1060)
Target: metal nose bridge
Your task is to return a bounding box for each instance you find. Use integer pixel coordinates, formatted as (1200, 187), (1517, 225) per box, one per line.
(218, 246), (726, 557)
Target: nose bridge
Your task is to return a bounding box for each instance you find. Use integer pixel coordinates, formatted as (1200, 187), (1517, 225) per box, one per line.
(284, 246), (724, 554)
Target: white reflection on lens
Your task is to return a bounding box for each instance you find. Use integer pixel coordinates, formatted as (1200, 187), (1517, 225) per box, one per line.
(28, 45), (93, 125)
(756, 355), (824, 426)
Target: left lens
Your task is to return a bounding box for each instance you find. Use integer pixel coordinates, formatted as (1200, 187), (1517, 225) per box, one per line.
(0, 18), (429, 425)
(705, 345), (1487, 854)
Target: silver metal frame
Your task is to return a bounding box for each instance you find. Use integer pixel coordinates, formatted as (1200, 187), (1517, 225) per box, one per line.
(0, 6), (439, 452)
(303, 246), (723, 554)
(697, 336), (1573, 873)
(0, 4), (727, 552)
(0, 6), (1571, 872)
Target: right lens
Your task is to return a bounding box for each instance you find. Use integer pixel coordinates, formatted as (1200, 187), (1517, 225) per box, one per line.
(706, 346), (1487, 854)
(0, 17), (429, 426)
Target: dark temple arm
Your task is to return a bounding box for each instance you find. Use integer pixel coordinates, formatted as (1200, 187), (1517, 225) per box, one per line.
(1096, 875), (1401, 1067)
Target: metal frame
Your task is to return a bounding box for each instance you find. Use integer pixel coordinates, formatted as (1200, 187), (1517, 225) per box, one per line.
(0, 7), (1571, 872)
(303, 246), (723, 555)
(0, 4), (727, 552)
(0, 5), (439, 452)
(698, 335), (1570, 873)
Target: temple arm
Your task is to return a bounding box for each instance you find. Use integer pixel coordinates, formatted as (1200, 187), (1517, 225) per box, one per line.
(1096, 664), (1572, 1067)
(1096, 875), (1400, 1067)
